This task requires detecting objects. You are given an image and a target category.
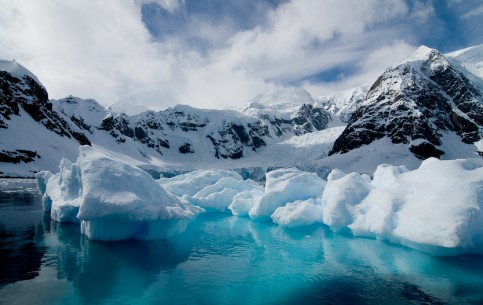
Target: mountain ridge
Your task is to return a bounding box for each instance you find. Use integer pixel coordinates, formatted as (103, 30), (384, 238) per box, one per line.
(329, 46), (483, 159)
(1, 44), (482, 177)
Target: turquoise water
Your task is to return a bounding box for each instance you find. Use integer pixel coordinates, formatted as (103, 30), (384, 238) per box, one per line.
(2, 180), (483, 304)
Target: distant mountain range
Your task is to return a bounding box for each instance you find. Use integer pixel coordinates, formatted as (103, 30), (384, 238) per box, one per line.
(1, 44), (482, 177)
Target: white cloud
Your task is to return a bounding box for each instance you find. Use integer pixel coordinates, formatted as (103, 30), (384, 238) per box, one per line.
(0, 0), (177, 108)
(463, 4), (483, 18)
(0, 0), (422, 110)
(304, 41), (416, 97)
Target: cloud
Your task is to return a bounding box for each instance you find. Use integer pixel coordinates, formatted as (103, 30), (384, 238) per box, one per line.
(1, 0), (470, 111)
(302, 41), (416, 97)
(0, 0), (177, 108)
(463, 4), (483, 18)
(176, 0), (416, 106)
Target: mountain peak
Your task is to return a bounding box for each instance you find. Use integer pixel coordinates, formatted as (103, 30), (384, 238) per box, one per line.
(238, 87), (314, 117)
(107, 101), (150, 116)
(0, 59), (44, 88)
(400, 45), (442, 66)
(248, 88), (313, 106)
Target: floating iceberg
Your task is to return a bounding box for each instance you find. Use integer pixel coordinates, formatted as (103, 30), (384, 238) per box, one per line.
(271, 198), (323, 228)
(159, 170), (263, 211)
(157, 169), (242, 197)
(321, 170), (372, 232)
(248, 168), (326, 221)
(41, 146), (203, 240)
(349, 158), (483, 256)
(229, 189), (264, 216)
(44, 158), (82, 223)
(37, 148), (483, 255)
(35, 170), (53, 195)
(258, 158), (483, 256)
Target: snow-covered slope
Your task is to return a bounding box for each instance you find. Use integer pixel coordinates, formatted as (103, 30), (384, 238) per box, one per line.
(447, 44), (483, 79)
(329, 45), (483, 162)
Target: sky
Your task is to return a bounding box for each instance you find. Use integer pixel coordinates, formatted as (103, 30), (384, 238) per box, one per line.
(1, 0), (483, 111)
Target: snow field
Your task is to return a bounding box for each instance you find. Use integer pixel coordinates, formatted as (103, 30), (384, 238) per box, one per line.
(39, 146), (483, 256)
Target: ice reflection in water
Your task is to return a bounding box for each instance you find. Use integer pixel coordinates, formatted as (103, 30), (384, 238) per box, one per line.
(1, 179), (483, 305)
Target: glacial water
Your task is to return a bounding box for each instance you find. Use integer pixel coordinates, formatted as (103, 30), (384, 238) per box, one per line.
(1, 179), (483, 305)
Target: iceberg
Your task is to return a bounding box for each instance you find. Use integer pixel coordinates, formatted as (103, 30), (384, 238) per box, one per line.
(44, 158), (82, 223)
(42, 146), (203, 240)
(35, 170), (53, 195)
(157, 169), (243, 197)
(258, 158), (483, 256)
(228, 189), (264, 216)
(38, 146), (483, 256)
(248, 168), (326, 221)
(349, 158), (483, 256)
(271, 198), (323, 228)
(321, 170), (372, 232)
(185, 177), (262, 211)
(159, 169), (263, 212)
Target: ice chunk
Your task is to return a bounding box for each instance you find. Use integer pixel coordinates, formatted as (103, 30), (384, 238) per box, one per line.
(158, 169), (243, 197)
(159, 170), (263, 212)
(371, 164), (408, 188)
(42, 146), (203, 240)
(271, 198), (323, 228)
(184, 177), (262, 211)
(44, 158), (82, 222)
(229, 189), (264, 216)
(349, 158), (483, 256)
(35, 170), (53, 195)
(321, 170), (372, 232)
(248, 168), (326, 221)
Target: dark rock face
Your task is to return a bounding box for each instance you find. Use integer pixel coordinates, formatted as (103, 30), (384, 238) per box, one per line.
(97, 103), (330, 160)
(291, 104), (331, 135)
(178, 143), (194, 154)
(409, 143), (444, 159)
(257, 104), (331, 137)
(207, 122), (269, 159)
(0, 71), (21, 128)
(0, 149), (39, 164)
(330, 49), (482, 159)
(0, 71), (91, 146)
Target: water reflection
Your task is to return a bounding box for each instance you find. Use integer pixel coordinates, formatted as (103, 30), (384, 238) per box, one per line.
(0, 180), (46, 288)
(275, 225), (483, 305)
(2, 180), (483, 304)
(45, 218), (197, 304)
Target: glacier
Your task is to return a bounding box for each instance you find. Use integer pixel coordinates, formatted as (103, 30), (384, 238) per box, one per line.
(38, 146), (483, 256)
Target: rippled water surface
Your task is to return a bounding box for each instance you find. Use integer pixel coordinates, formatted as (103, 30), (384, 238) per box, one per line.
(2, 179), (483, 305)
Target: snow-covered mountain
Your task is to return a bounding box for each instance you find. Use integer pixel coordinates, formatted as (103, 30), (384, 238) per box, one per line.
(0, 63), (334, 176)
(0, 61), (91, 176)
(329, 45), (483, 160)
(1, 44), (482, 177)
(318, 85), (369, 124)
